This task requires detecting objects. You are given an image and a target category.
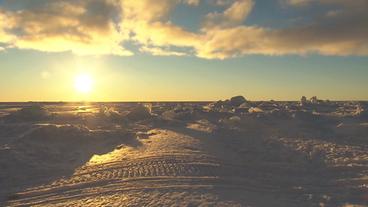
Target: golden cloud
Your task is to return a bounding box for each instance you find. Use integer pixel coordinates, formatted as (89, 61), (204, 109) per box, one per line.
(0, 10), (15, 43)
(0, 0), (132, 56)
(0, 0), (367, 59)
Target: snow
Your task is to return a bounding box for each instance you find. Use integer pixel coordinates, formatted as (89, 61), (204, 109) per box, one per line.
(125, 104), (152, 121)
(1, 99), (368, 206)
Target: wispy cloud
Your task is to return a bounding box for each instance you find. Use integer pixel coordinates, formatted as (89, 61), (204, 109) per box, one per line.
(0, 0), (367, 59)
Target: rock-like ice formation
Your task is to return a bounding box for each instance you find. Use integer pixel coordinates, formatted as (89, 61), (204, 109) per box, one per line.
(230, 96), (247, 107)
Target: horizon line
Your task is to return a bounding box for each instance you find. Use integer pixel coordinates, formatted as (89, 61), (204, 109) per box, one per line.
(1, 99), (367, 103)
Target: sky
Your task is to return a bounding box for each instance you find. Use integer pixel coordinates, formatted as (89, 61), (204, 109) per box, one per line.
(0, 0), (367, 101)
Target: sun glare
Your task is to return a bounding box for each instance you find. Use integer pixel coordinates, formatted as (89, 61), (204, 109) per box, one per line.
(74, 74), (93, 93)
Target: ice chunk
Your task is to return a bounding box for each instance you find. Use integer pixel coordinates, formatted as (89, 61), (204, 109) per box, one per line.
(218, 116), (242, 128)
(125, 105), (152, 121)
(300, 96), (308, 106)
(234, 102), (251, 113)
(268, 109), (289, 118)
(229, 116), (241, 122)
(238, 102), (251, 109)
(257, 102), (279, 111)
(161, 106), (196, 121)
(310, 96), (319, 104)
(354, 104), (368, 118)
(248, 107), (263, 114)
(230, 96), (247, 107)
(98, 106), (122, 121)
(214, 100), (233, 112)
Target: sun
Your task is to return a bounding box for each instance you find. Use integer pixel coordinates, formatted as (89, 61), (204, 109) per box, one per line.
(74, 73), (93, 93)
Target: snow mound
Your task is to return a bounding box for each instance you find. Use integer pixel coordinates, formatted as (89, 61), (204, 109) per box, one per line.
(22, 124), (90, 143)
(4, 105), (52, 122)
(125, 105), (152, 121)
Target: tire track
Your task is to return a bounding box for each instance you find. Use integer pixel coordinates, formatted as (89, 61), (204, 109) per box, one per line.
(6, 153), (288, 206)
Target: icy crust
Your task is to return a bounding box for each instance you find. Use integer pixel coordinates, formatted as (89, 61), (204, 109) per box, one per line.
(0, 98), (368, 206)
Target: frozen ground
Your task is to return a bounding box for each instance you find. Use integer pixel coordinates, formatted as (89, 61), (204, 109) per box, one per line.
(0, 96), (368, 206)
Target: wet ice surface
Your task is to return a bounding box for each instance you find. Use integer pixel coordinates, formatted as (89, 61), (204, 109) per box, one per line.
(0, 97), (367, 206)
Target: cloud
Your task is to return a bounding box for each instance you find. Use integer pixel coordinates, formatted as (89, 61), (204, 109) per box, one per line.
(200, 0), (368, 58)
(196, 26), (267, 59)
(0, 10), (15, 43)
(272, 9), (368, 56)
(119, 0), (200, 56)
(204, 0), (254, 28)
(0, 0), (367, 59)
(0, 0), (133, 56)
(129, 22), (201, 48)
(120, 0), (178, 22)
(197, 6), (368, 59)
(139, 46), (187, 56)
(211, 0), (237, 6)
(184, 0), (200, 6)
(283, 0), (368, 8)
(283, 0), (313, 6)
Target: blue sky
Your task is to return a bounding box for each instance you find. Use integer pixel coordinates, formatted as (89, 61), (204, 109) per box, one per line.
(0, 0), (367, 101)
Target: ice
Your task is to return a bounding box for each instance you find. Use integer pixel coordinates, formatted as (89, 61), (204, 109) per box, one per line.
(4, 105), (52, 122)
(161, 105), (197, 121)
(354, 103), (368, 119)
(97, 106), (123, 122)
(248, 107), (263, 113)
(207, 96), (248, 112)
(300, 96), (308, 106)
(1, 99), (368, 206)
(238, 102), (251, 109)
(230, 95), (247, 107)
(310, 96), (319, 104)
(125, 104), (152, 121)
